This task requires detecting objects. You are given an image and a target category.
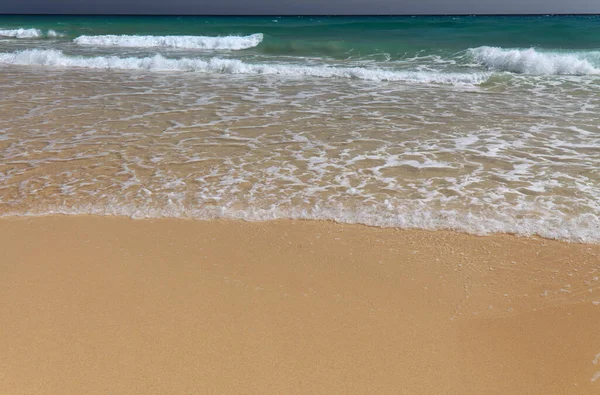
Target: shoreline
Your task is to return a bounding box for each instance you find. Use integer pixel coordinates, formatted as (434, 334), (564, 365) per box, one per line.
(2, 215), (600, 393)
(1, 212), (597, 245)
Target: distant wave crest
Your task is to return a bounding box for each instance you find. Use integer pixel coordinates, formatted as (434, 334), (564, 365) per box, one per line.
(74, 33), (264, 50)
(0, 28), (42, 38)
(468, 46), (600, 75)
(0, 49), (490, 85)
(0, 28), (63, 38)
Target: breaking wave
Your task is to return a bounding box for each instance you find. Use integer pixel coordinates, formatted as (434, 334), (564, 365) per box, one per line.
(0, 28), (62, 38)
(74, 33), (264, 50)
(0, 49), (490, 84)
(468, 46), (600, 75)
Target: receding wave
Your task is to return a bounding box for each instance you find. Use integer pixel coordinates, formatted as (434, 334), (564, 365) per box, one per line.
(74, 33), (264, 50)
(0, 28), (62, 38)
(468, 46), (600, 75)
(0, 49), (490, 84)
(4, 205), (599, 244)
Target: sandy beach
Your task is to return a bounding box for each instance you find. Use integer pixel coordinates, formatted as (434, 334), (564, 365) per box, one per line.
(2, 13), (600, 395)
(1, 216), (599, 394)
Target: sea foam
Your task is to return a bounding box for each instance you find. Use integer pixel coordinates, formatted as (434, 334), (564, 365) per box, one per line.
(4, 204), (599, 244)
(74, 33), (264, 50)
(469, 46), (600, 75)
(47, 30), (62, 37)
(0, 28), (43, 38)
(0, 28), (63, 38)
(0, 49), (490, 85)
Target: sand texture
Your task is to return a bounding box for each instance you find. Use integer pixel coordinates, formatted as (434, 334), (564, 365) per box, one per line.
(1, 216), (600, 394)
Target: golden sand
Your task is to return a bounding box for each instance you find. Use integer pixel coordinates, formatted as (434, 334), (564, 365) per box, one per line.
(1, 216), (599, 394)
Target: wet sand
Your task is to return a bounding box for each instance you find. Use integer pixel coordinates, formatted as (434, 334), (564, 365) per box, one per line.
(1, 216), (600, 394)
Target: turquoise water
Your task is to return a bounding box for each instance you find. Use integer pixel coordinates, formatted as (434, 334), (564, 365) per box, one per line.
(1, 15), (600, 59)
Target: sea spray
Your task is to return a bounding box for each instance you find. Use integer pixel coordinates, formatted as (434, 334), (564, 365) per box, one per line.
(468, 46), (600, 75)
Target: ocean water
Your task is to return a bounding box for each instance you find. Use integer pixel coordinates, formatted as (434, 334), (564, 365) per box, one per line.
(0, 15), (599, 242)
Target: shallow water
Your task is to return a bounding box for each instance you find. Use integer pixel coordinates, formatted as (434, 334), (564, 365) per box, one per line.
(0, 16), (599, 242)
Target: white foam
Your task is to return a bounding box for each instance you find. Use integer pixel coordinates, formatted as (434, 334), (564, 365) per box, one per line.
(468, 46), (600, 75)
(3, 204), (599, 244)
(0, 28), (64, 38)
(0, 49), (490, 85)
(2, 50), (599, 245)
(74, 33), (264, 50)
(47, 30), (64, 38)
(0, 28), (42, 38)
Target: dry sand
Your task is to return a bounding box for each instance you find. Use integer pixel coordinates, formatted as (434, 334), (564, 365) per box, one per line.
(1, 215), (600, 394)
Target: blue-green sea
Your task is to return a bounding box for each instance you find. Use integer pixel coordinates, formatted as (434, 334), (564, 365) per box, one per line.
(1, 15), (600, 58)
(2, 15), (600, 78)
(1, 15), (599, 242)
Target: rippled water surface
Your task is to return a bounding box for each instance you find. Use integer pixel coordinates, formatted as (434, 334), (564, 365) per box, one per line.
(1, 16), (599, 242)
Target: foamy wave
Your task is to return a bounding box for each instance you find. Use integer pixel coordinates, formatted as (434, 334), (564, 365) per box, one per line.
(0, 28), (42, 38)
(0, 28), (64, 38)
(468, 46), (600, 75)
(47, 30), (64, 38)
(0, 49), (489, 84)
(4, 204), (599, 244)
(74, 33), (264, 50)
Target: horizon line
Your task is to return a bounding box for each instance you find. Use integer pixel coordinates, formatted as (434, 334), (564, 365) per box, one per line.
(1, 13), (599, 17)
